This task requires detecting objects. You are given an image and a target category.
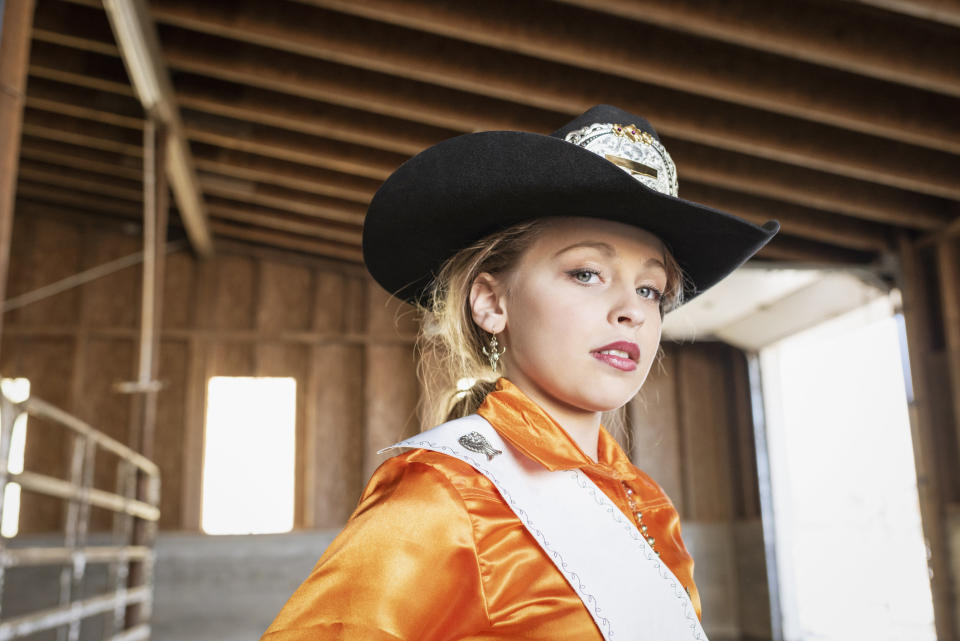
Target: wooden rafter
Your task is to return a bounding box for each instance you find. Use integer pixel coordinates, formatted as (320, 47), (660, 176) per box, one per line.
(102, 0), (213, 256)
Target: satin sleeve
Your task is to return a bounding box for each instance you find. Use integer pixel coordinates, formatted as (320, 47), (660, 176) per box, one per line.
(261, 456), (489, 641)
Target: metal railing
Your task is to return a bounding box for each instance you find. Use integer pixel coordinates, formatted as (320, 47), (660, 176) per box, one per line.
(0, 392), (161, 641)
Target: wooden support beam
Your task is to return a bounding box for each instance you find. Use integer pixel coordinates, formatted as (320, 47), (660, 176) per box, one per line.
(205, 201), (361, 246)
(209, 222), (362, 263)
(754, 235), (877, 266)
(680, 183), (893, 253)
(35, 10), (960, 197)
(842, 0), (960, 27)
(28, 40), (133, 96)
(21, 83), (950, 236)
(0, 0), (37, 357)
(103, 0), (213, 257)
(17, 160), (142, 202)
(174, 73), (457, 157)
(20, 137), (143, 181)
(149, 0), (960, 155)
(937, 239), (960, 464)
(15, 182), (142, 219)
(543, 0), (960, 96)
(23, 107), (142, 155)
(192, 146), (378, 205)
(181, 111), (406, 181)
(898, 234), (956, 641)
(198, 177), (366, 226)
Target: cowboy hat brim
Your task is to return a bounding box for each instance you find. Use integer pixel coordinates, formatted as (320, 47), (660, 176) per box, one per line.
(362, 130), (779, 306)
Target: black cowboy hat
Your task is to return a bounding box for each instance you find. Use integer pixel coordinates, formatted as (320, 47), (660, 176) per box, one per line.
(362, 104), (779, 306)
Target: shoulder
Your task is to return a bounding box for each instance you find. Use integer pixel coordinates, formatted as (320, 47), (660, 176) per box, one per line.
(360, 447), (502, 512)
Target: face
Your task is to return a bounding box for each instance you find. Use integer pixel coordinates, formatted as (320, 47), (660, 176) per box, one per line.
(471, 217), (668, 418)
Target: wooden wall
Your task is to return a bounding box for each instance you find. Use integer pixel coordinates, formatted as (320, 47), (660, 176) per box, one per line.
(1, 210), (420, 532)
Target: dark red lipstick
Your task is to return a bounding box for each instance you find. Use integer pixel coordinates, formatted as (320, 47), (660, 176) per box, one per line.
(591, 341), (640, 372)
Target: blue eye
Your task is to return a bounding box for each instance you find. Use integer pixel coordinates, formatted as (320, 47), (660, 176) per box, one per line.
(569, 269), (601, 284)
(637, 286), (663, 302)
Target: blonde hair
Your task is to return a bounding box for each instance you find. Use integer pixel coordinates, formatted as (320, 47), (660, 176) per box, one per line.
(415, 218), (686, 430)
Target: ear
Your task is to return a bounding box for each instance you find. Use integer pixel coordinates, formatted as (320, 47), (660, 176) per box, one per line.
(469, 272), (507, 334)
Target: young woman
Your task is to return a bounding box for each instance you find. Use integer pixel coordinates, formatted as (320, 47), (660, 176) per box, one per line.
(262, 105), (779, 641)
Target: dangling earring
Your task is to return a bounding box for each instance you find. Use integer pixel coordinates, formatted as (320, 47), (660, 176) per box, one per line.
(482, 333), (506, 372)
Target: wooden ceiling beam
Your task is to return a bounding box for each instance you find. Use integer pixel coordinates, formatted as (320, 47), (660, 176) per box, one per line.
(537, 0), (960, 96)
(181, 113), (403, 181)
(22, 107), (142, 156)
(672, 140), (952, 230)
(28, 40), (132, 96)
(19, 136), (142, 180)
(209, 221), (362, 263)
(17, 159), (142, 202)
(206, 201), (361, 246)
(840, 0), (960, 27)
(680, 183), (893, 253)
(24, 98), (946, 232)
(191, 145), (378, 205)
(17, 115), (895, 253)
(15, 181), (142, 217)
(35, 14), (960, 199)
(174, 73), (457, 157)
(149, 0), (960, 155)
(198, 175), (366, 226)
(102, 0), (213, 256)
(158, 29), (960, 199)
(755, 235), (878, 265)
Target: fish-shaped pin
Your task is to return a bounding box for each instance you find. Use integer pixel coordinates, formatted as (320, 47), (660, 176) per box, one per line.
(458, 431), (503, 460)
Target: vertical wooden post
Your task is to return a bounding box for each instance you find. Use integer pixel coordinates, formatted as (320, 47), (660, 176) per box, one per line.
(0, 0), (36, 361)
(937, 239), (960, 461)
(125, 118), (169, 628)
(899, 234), (955, 641)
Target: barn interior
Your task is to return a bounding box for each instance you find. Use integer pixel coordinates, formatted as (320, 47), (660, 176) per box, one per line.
(0, 0), (958, 639)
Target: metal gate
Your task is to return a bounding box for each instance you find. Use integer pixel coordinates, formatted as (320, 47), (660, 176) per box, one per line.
(0, 391), (160, 641)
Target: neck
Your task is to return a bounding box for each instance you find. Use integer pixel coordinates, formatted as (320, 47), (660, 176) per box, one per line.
(502, 374), (602, 462)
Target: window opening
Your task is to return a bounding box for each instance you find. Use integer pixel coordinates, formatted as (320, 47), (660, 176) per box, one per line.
(201, 376), (296, 535)
(759, 296), (935, 641)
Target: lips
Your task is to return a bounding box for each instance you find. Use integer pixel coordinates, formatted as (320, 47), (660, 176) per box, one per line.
(591, 341), (640, 372)
(593, 341), (639, 362)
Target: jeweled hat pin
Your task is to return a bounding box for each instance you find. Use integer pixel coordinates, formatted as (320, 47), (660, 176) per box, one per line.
(362, 104), (779, 306)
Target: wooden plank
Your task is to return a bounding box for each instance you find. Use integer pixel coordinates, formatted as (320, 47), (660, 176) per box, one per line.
(192, 145), (378, 205)
(898, 234), (956, 641)
(80, 229), (142, 328)
(843, 0), (960, 27)
(200, 180), (365, 226)
(311, 342), (365, 526)
(552, 0), (960, 95)
(17, 217), (84, 327)
(626, 344), (685, 515)
(150, 0), (960, 155)
(20, 136), (143, 181)
(209, 222), (363, 264)
(174, 72), (457, 156)
(208, 253), (257, 330)
(936, 239), (960, 468)
(674, 343), (735, 521)
(256, 259), (313, 333)
(363, 343), (419, 481)
(103, 0), (214, 257)
(155, 339), (189, 529)
(0, 0), (37, 359)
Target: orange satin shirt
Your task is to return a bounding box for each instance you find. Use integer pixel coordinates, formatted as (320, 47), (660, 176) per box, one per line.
(262, 378), (700, 640)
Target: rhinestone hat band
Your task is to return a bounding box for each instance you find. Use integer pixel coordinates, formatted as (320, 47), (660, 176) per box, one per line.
(564, 123), (679, 197)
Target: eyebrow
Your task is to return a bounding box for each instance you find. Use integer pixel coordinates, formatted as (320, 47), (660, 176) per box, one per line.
(552, 240), (667, 271)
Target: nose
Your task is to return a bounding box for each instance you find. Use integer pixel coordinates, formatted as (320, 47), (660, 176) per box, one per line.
(609, 282), (647, 328)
